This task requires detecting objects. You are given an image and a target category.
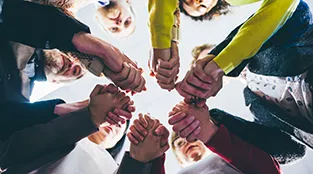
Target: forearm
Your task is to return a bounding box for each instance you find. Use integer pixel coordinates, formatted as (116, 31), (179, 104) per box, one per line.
(148, 0), (178, 49)
(0, 100), (65, 140)
(0, 107), (97, 169)
(1, 1), (90, 51)
(205, 124), (281, 174)
(209, 108), (306, 163)
(211, 0), (300, 74)
(72, 32), (123, 72)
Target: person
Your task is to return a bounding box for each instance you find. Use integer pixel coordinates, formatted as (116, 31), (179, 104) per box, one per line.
(148, 0), (180, 91)
(88, 120), (130, 159)
(179, 0), (230, 21)
(170, 131), (241, 173)
(28, 0), (137, 38)
(95, 0), (136, 38)
(35, 106), (168, 174)
(176, 0), (313, 153)
(168, 101), (282, 174)
(0, 0), (146, 93)
(126, 113), (170, 174)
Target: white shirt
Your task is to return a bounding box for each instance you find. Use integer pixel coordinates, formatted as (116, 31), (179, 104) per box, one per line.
(37, 138), (118, 174)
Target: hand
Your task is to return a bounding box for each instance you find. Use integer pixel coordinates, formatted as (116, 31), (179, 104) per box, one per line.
(88, 84), (132, 127)
(149, 42), (180, 90)
(176, 55), (223, 106)
(103, 62), (146, 93)
(128, 114), (169, 147)
(72, 32), (138, 73)
(128, 114), (169, 163)
(168, 102), (218, 143)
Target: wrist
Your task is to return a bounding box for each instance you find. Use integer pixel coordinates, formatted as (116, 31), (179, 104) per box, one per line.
(200, 119), (219, 143)
(88, 106), (101, 128)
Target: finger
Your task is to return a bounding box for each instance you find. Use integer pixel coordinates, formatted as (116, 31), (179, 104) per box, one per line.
(168, 112), (187, 125)
(118, 65), (135, 89)
(106, 83), (119, 94)
(179, 120), (200, 138)
(128, 69), (142, 90)
(180, 79), (207, 98)
(105, 116), (117, 125)
(127, 105), (136, 112)
(113, 108), (132, 120)
(175, 81), (193, 99)
(133, 76), (146, 92)
(193, 61), (213, 83)
(120, 96), (131, 108)
(108, 111), (125, 124)
(138, 113), (148, 128)
(157, 64), (179, 79)
(158, 57), (178, 70)
(186, 126), (201, 142)
(133, 119), (148, 136)
(144, 114), (155, 129)
(169, 109), (180, 117)
(156, 73), (174, 84)
(90, 84), (103, 97)
(158, 81), (175, 90)
(155, 126), (170, 146)
(187, 73), (211, 90)
(127, 132), (139, 145)
(130, 125), (145, 141)
(172, 116), (195, 133)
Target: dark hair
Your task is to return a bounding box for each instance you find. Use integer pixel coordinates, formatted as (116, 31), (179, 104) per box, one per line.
(179, 0), (231, 21)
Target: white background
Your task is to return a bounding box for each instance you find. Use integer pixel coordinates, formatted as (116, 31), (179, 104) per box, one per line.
(32, 0), (313, 173)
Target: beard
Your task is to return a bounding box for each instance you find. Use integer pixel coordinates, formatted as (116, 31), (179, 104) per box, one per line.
(43, 49), (63, 76)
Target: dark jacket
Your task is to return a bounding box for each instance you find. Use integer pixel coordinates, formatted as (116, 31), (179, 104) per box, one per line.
(208, 0), (313, 164)
(0, 1), (161, 173)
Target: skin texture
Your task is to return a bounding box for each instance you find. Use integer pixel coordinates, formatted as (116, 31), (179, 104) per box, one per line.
(128, 114), (170, 163)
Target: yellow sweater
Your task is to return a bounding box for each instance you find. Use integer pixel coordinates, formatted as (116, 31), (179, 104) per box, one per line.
(148, 0), (178, 49)
(148, 0), (300, 73)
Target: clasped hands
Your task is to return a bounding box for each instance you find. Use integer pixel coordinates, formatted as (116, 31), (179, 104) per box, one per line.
(126, 100), (219, 163)
(149, 43), (224, 105)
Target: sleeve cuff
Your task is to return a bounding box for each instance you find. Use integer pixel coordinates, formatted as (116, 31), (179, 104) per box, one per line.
(205, 124), (227, 148)
(213, 56), (235, 75)
(31, 99), (65, 121)
(118, 152), (152, 174)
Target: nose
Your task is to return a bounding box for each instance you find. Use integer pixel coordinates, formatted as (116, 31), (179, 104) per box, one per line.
(115, 19), (122, 25)
(195, 0), (202, 4)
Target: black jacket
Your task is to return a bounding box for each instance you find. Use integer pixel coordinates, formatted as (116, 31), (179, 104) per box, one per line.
(0, 1), (157, 173)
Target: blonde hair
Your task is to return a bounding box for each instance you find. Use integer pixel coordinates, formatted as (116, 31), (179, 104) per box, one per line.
(191, 44), (216, 66)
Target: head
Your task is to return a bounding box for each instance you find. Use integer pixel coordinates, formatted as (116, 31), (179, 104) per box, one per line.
(42, 49), (87, 83)
(191, 44), (216, 66)
(88, 120), (130, 149)
(171, 132), (211, 168)
(95, 0), (136, 38)
(179, 0), (230, 21)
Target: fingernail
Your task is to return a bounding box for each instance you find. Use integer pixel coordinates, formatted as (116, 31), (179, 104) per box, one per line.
(190, 116), (195, 121)
(140, 136), (144, 140)
(144, 131), (147, 135)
